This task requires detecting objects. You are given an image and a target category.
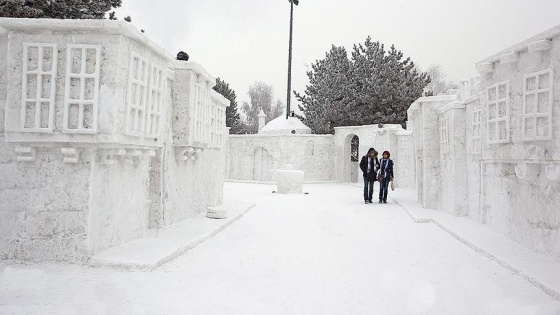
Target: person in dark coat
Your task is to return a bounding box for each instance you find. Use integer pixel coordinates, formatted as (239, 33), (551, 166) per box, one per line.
(377, 150), (394, 203)
(359, 148), (380, 204)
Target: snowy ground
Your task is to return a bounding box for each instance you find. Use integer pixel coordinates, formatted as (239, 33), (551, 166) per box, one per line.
(1, 182), (559, 314)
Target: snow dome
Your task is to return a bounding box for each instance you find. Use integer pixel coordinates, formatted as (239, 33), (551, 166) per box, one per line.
(259, 116), (311, 134)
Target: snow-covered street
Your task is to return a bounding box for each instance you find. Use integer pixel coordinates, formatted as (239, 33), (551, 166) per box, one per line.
(1, 182), (559, 314)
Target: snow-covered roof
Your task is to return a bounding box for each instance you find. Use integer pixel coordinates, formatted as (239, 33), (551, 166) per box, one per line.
(0, 18), (172, 60)
(259, 116), (311, 134)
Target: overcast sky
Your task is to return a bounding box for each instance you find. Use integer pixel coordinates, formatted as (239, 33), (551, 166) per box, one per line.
(116, 0), (560, 111)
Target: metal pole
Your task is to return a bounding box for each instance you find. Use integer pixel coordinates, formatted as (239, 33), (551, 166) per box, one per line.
(286, 0), (294, 119)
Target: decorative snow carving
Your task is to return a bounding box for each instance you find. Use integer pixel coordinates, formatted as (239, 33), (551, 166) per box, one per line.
(139, 150), (156, 164)
(177, 147), (201, 161)
(522, 69), (553, 141)
(514, 163), (540, 180)
(528, 39), (552, 53)
(15, 146), (37, 162)
(63, 44), (101, 134)
(61, 147), (81, 163)
(499, 52), (519, 64)
(97, 148), (155, 165)
(486, 81), (510, 144)
(21, 43), (57, 132)
(476, 62), (494, 74)
(98, 148), (125, 165)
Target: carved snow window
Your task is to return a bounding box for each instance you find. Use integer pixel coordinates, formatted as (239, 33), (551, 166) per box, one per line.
(146, 64), (165, 138)
(486, 81), (510, 144)
(210, 103), (216, 147)
(63, 45), (101, 133)
(126, 53), (149, 136)
(209, 103), (225, 148)
(306, 140), (315, 155)
(21, 43), (58, 132)
(440, 117), (449, 154)
(471, 109), (482, 155)
(522, 69), (553, 141)
(217, 106), (224, 147)
(195, 82), (210, 144)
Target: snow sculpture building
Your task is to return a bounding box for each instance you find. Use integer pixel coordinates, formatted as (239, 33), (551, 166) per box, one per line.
(228, 115), (335, 182)
(407, 25), (560, 259)
(227, 114), (410, 185)
(0, 18), (228, 262)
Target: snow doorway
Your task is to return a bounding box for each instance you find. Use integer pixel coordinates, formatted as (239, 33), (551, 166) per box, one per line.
(348, 134), (359, 183)
(252, 145), (272, 181)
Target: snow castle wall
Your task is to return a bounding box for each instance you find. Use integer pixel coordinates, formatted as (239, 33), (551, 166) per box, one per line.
(228, 134), (333, 182)
(406, 25), (560, 259)
(0, 18), (228, 262)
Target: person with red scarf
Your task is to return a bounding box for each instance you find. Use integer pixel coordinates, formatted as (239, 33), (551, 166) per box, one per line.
(377, 151), (394, 203)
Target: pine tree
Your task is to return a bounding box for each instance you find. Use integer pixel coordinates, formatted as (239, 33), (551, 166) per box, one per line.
(295, 45), (353, 134)
(0, 0), (122, 19)
(213, 78), (244, 134)
(295, 37), (430, 134)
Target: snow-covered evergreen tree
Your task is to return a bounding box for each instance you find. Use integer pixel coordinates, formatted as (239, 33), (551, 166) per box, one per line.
(296, 37), (430, 134)
(0, 0), (122, 19)
(213, 78), (245, 134)
(295, 45), (353, 134)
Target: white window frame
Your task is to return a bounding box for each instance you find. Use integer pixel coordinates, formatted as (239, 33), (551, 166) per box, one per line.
(522, 69), (553, 141)
(126, 53), (150, 136)
(471, 109), (482, 155)
(486, 81), (510, 144)
(63, 44), (101, 134)
(20, 43), (58, 133)
(145, 64), (166, 138)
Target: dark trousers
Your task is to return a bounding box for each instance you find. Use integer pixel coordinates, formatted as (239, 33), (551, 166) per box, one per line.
(379, 178), (390, 201)
(363, 176), (374, 201)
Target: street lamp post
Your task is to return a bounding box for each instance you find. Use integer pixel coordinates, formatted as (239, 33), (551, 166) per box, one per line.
(286, 0), (298, 119)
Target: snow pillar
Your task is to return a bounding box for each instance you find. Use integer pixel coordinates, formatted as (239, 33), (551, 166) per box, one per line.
(258, 109), (266, 131)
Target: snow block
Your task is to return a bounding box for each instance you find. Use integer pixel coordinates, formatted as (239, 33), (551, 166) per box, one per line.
(276, 169), (304, 194)
(207, 205), (228, 219)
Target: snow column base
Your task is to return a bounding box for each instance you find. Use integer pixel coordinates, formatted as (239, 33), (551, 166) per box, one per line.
(276, 170), (304, 194)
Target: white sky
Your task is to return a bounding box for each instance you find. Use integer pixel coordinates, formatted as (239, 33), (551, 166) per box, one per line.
(116, 0), (560, 111)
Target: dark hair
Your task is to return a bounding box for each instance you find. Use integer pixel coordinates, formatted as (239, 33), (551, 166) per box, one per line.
(382, 150), (390, 158)
(176, 51), (189, 61)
